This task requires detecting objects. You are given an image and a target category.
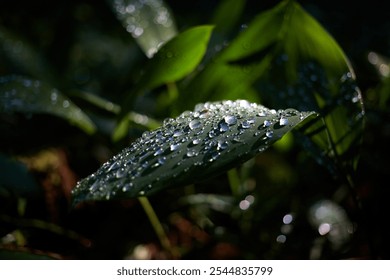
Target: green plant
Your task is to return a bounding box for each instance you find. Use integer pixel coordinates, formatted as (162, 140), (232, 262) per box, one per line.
(1, 0), (384, 260)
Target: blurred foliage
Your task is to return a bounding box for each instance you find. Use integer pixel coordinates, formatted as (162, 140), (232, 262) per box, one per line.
(0, 0), (389, 260)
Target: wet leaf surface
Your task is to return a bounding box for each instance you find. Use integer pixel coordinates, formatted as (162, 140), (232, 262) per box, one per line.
(72, 100), (316, 205)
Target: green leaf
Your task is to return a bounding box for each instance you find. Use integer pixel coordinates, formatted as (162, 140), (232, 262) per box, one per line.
(175, 3), (286, 107)
(113, 25), (214, 142)
(109, 0), (178, 58)
(241, 0), (364, 171)
(72, 100), (316, 205)
(219, 0), (352, 79)
(0, 75), (96, 134)
(137, 25), (214, 90)
(211, 0), (246, 36)
(180, 0), (364, 173)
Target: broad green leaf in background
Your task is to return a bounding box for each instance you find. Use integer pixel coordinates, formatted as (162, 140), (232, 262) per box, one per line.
(175, 1), (288, 107)
(0, 75), (96, 134)
(72, 100), (316, 205)
(110, 0), (178, 58)
(242, 0), (364, 172)
(137, 25), (214, 90)
(113, 25), (214, 141)
(179, 0), (364, 174)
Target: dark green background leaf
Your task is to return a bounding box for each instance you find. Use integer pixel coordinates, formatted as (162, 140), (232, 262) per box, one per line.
(177, 0), (364, 173)
(0, 75), (96, 134)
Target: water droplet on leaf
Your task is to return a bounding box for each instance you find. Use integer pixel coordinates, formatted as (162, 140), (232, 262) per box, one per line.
(279, 117), (289, 126)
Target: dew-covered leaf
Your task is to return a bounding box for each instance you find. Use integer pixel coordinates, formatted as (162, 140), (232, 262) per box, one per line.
(110, 0), (178, 58)
(0, 76), (96, 134)
(72, 100), (316, 205)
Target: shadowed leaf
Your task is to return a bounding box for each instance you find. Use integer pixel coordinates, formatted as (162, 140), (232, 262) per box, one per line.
(0, 75), (96, 134)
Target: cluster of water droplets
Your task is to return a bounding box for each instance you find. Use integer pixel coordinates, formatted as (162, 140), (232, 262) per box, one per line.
(72, 100), (314, 204)
(0, 75), (95, 133)
(111, 0), (177, 58)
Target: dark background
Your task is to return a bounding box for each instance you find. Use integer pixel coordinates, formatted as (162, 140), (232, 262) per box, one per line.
(0, 0), (389, 259)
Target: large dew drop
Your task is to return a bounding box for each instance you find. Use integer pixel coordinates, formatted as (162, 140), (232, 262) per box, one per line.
(71, 100), (316, 205)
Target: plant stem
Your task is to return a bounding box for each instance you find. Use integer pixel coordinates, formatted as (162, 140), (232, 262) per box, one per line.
(227, 168), (241, 197)
(138, 197), (176, 257)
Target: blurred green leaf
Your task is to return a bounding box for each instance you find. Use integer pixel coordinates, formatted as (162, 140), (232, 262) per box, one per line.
(211, 0), (246, 36)
(72, 100), (316, 205)
(180, 0), (364, 173)
(246, 0), (364, 172)
(138, 25), (214, 90)
(113, 25), (214, 141)
(0, 75), (96, 134)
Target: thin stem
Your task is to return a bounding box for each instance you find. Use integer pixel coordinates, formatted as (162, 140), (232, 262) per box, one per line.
(227, 168), (241, 197)
(138, 197), (177, 257)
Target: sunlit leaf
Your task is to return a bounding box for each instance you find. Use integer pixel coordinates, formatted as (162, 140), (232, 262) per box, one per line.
(137, 25), (214, 90)
(113, 25), (214, 141)
(110, 0), (178, 58)
(0, 75), (96, 134)
(72, 100), (316, 205)
(180, 0), (364, 173)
